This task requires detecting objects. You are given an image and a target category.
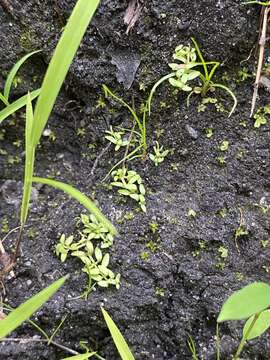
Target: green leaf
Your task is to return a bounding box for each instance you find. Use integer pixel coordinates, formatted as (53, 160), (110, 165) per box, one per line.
(61, 352), (96, 360)
(218, 282), (270, 322)
(243, 310), (270, 340)
(101, 308), (135, 360)
(0, 89), (41, 124)
(33, 177), (117, 235)
(102, 253), (110, 268)
(95, 247), (102, 263)
(20, 93), (35, 225)
(32, 0), (100, 146)
(4, 50), (41, 100)
(0, 276), (68, 338)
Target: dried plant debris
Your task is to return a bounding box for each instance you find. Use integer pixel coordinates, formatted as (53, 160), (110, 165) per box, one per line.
(124, 0), (143, 34)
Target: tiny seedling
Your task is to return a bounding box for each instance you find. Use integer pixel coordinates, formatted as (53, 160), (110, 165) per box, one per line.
(56, 215), (120, 298)
(149, 141), (169, 166)
(253, 104), (270, 127)
(110, 167), (146, 212)
(103, 85), (148, 154)
(219, 140), (229, 151)
(149, 38), (237, 118)
(105, 126), (129, 151)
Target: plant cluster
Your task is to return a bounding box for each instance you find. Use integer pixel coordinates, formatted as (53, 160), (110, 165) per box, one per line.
(56, 214), (120, 297)
(149, 141), (169, 166)
(148, 38), (237, 118)
(253, 103), (270, 127)
(110, 168), (146, 212)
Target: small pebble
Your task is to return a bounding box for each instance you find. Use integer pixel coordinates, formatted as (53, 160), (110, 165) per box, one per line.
(185, 124), (199, 139)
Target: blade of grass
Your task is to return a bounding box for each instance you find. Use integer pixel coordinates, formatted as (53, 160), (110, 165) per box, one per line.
(20, 93), (35, 225)
(0, 275), (68, 338)
(101, 307), (135, 360)
(0, 92), (9, 106)
(32, 0), (100, 147)
(32, 176), (117, 235)
(148, 73), (174, 116)
(4, 50), (41, 101)
(61, 353), (96, 360)
(0, 89), (41, 124)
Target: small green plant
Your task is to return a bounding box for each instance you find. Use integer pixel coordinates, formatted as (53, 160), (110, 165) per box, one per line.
(238, 66), (253, 82)
(56, 214), (120, 297)
(149, 38), (237, 117)
(149, 141), (169, 166)
(253, 104), (270, 127)
(110, 167), (146, 212)
(103, 85), (148, 155)
(219, 140), (229, 151)
(105, 126), (130, 151)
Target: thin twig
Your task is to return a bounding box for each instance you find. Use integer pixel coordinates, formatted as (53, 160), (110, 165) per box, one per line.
(90, 142), (112, 176)
(0, 337), (79, 356)
(250, 6), (269, 117)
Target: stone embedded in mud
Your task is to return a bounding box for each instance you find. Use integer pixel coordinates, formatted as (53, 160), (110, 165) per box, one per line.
(185, 124), (199, 140)
(111, 49), (141, 89)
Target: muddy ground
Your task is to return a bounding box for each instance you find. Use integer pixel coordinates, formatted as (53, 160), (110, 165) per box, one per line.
(0, 1), (270, 359)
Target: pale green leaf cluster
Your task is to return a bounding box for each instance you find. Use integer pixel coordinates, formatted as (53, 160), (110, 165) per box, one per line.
(55, 214), (120, 296)
(149, 38), (237, 118)
(253, 104), (270, 128)
(105, 126), (129, 151)
(111, 168), (146, 212)
(149, 141), (169, 166)
(80, 213), (114, 248)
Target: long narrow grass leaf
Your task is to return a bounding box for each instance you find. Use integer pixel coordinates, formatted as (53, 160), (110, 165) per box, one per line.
(0, 89), (41, 124)
(212, 83), (237, 117)
(148, 73), (174, 116)
(61, 353), (96, 360)
(103, 85), (143, 133)
(20, 93), (35, 225)
(33, 177), (116, 235)
(32, 0), (100, 146)
(0, 276), (68, 338)
(0, 92), (9, 106)
(101, 308), (135, 360)
(4, 50), (41, 100)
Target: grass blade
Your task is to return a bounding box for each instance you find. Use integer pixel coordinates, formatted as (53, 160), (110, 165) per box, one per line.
(61, 353), (96, 360)
(4, 50), (41, 101)
(33, 177), (116, 235)
(32, 0), (100, 146)
(0, 275), (68, 338)
(101, 307), (135, 360)
(0, 92), (9, 106)
(0, 89), (41, 124)
(20, 93), (35, 225)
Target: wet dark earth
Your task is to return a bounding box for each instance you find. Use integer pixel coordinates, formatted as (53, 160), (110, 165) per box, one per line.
(0, 1), (270, 359)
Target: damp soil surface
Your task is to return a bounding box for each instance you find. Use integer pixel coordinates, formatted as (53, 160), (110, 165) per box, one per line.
(0, 1), (270, 359)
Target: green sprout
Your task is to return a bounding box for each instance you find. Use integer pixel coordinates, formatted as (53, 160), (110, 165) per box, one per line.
(105, 126), (129, 151)
(110, 167), (146, 212)
(149, 141), (169, 166)
(148, 38), (237, 118)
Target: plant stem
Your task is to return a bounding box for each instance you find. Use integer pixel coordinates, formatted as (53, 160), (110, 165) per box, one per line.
(233, 313), (260, 359)
(216, 323), (221, 360)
